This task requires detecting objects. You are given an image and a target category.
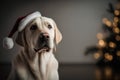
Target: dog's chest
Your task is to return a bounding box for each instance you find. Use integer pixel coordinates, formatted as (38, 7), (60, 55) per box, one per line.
(32, 52), (58, 79)
(33, 52), (58, 68)
(16, 52), (58, 80)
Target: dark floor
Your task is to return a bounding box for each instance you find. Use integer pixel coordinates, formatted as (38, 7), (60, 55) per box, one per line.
(0, 64), (120, 80)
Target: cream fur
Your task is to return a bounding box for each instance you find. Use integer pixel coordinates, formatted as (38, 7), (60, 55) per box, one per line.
(7, 15), (62, 80)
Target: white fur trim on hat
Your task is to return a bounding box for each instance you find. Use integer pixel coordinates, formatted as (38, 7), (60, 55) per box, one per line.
(3, 37), (14, 49)
(18, 11), (41, 31)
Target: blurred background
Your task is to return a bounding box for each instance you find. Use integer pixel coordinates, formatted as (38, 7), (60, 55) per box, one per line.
(1, 0), (120, 80)
(0, 0), (115, 64)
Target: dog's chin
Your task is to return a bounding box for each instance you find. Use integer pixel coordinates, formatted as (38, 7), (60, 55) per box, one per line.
(34, 47), (51, 53)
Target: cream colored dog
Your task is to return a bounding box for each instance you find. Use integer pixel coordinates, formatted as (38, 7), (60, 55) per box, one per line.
(6, 12), (62, 80)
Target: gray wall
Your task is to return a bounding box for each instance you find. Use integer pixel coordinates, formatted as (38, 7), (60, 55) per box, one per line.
(0, 0), (114, 63)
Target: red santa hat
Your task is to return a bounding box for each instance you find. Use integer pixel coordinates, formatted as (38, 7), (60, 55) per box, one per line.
(3, 11), (41, 49)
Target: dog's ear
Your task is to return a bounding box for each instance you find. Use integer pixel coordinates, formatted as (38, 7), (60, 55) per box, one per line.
(54, 22), (62, 44)
(15, 31), (24, 47)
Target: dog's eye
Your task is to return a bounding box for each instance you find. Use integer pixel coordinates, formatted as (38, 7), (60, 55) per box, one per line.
(48, 24), (52, 29)
(30, 25), (37, 30)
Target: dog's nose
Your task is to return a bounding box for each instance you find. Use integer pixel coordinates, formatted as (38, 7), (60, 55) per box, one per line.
(41, 33), (49, 39)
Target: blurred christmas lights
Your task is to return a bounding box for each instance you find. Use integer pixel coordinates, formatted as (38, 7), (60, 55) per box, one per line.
(94, 52), (101, 59)
(109, 42), (116, 48)
(96, 33), (103, 39)
(104, 53), (113, 61)
(115, 35), (120, 41)
(114, 17), (119, 23)
(114, 10), (120, 16)
(117, 51), (120, 56)
(113, 27), (119, 34)
(85, 1), (120, 65)
(98, 40), (106, 47)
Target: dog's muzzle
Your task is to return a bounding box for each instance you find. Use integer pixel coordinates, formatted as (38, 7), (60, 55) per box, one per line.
(34, 33), (50, 52)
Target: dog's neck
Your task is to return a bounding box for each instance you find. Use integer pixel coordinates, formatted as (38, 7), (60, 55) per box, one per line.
(18, 47), (54, 80)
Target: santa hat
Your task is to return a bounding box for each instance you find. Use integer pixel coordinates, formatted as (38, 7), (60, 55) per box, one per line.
(3, 11), (41, 49)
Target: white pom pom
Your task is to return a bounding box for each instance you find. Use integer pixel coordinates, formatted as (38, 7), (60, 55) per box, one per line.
(3, 37), (14, 49)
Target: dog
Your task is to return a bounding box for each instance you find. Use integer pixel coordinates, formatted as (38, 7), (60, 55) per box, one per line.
(6, 12), (62, 80)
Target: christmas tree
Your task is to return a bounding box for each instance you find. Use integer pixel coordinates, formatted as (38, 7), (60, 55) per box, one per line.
(85, 0), (120, 66)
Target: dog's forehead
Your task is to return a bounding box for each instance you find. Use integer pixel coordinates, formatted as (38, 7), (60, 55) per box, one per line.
(41, 17), (54, 25)
(31, 17), (55, 28)
(41, 17), (52, 21)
